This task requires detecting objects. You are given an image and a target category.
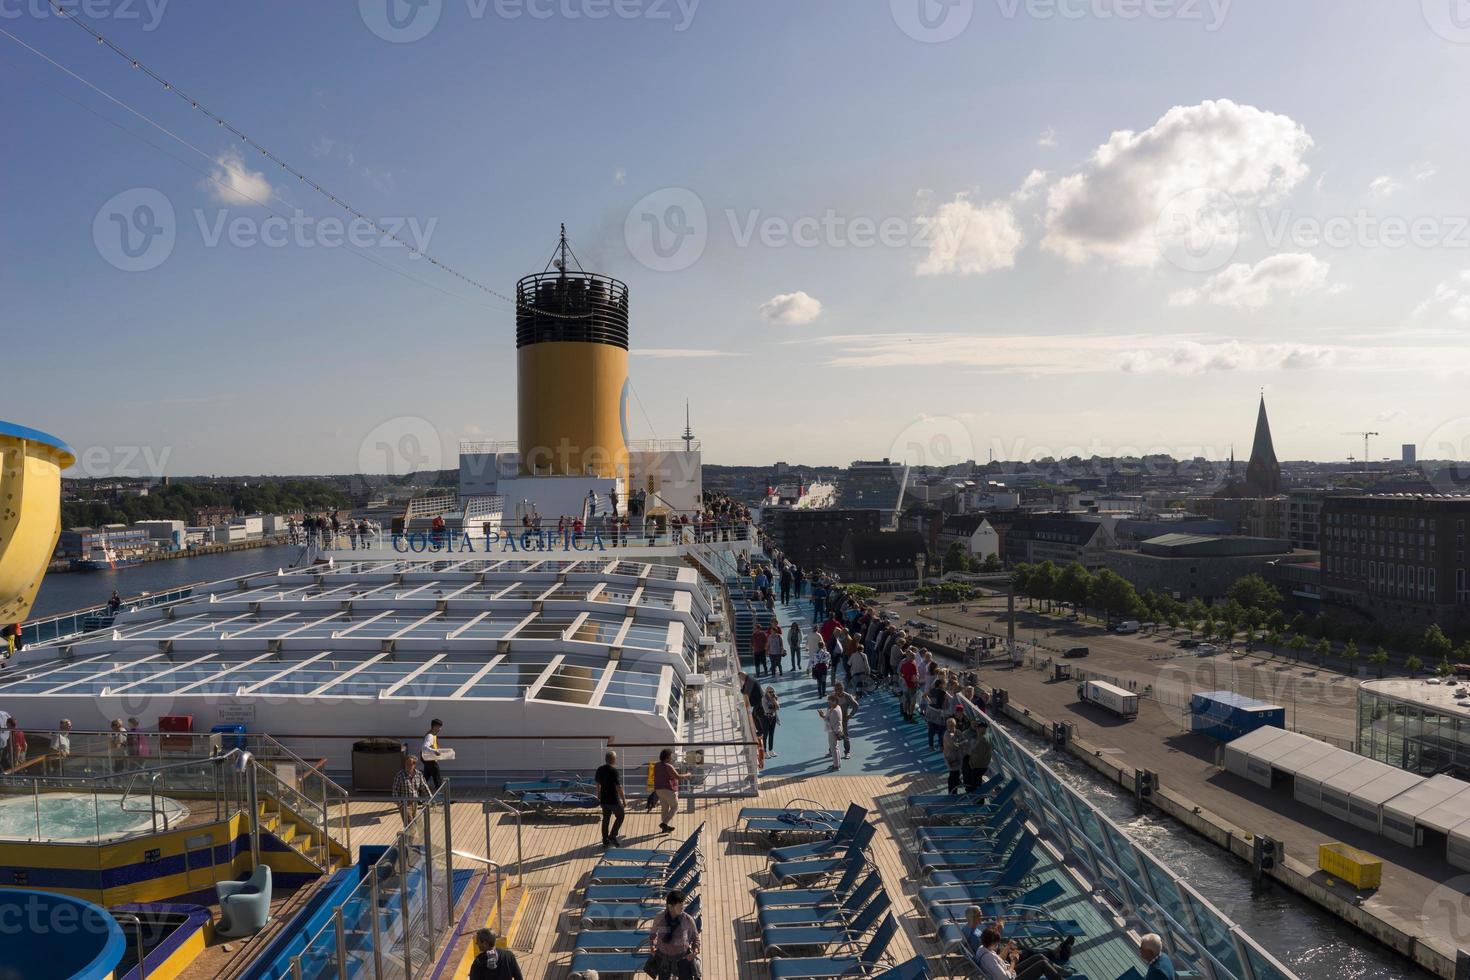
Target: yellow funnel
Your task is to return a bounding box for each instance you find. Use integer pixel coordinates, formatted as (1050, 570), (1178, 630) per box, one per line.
(0, 422), (75, 625)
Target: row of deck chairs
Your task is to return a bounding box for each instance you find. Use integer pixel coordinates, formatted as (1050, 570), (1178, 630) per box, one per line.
(567, 824), (707, 978)
(740, 799), (931, 980)
(506, 773), (603, 818)
(906, 776), (1145, 980)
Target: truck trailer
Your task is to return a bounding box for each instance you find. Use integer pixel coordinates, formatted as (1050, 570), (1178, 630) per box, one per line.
(1077, 679), (1139, 719)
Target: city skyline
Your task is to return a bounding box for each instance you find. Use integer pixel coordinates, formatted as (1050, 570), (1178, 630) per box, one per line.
(8, 2), (1470, 475)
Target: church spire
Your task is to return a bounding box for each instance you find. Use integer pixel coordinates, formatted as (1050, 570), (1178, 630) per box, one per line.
(1244, 394), (1281, 496)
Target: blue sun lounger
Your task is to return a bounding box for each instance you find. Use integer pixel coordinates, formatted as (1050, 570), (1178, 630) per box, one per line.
(919, 829), (1036, 874)
(914, 781), (1021, 822)
(576, 906), (703, 951)
(870, 956), (932, 980)
(767, 914), (898, 980)
(739, 799), (844, 823)
(755, 849), (866, 910)
(585, 854), (697, 904)
(916, 812), (1025, 853)
(758, 872), (883, 929)
(767, 805), (868, 862)
(597, 825), (703, 869)
(919, 849), (1041, 901)
(568, 950), (657, 978)
(762, 890), (892, 954)
(906, 775), (1009, 811)
(924, 879), (1065, 925)
(772, 828), (876, 885)
(506, 772), (592, 794)
(579, 893), (701, 931)
(590, 848), (700, 886)
(516, 789), (601, 816)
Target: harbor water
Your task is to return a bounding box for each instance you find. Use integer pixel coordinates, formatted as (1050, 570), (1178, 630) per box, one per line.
(1002, 722), (1433, 979)
(28, 544), (306, 621)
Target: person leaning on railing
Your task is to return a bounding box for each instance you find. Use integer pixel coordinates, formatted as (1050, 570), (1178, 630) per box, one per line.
(392, 754), (432, 826)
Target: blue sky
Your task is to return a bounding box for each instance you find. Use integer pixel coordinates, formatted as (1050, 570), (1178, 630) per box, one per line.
(6, 0), (1470, 476)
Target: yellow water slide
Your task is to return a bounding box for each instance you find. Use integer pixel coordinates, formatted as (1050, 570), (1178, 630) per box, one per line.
(0, 422), (75, 625)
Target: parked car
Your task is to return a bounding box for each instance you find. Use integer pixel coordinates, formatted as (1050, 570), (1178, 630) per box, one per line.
(1064, 613), (1079, 623)
(1112, 620), (1141, 634)
(906, 619), (924, 629)
(1179, 638), (1200, 649)
(882, 610), (900, 622)
(892, 594), (910, 602)
(1195, 643), (1219, 656)
(1062, 646), (1090, 659)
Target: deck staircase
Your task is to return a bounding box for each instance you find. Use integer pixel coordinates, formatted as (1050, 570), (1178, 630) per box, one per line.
(258, 795), (350, 873)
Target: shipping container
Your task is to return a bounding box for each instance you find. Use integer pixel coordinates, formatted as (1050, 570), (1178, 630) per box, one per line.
(1190, 690), (1286, 741)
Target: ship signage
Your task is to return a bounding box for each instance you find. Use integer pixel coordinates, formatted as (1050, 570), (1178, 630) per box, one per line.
(392, 529), (606, 554)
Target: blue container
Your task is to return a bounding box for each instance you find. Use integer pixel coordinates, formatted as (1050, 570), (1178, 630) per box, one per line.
(211, 723), (248, 750)
(1190, 690), (1286, 741)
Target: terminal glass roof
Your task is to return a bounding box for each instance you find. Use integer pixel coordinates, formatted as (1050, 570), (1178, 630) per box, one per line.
(1, 558), (709, 723)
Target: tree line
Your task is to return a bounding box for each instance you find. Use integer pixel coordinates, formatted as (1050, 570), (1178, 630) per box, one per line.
(1010, 561), (1470, 679)
(63, 479), (350, 529)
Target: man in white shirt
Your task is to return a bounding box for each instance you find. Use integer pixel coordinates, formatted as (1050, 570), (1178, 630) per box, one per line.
(420, 719), (445, 792)
(821, 695), (844, 771)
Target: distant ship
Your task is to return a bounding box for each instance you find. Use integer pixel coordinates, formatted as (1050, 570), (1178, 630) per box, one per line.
(69, 543), (140, 572)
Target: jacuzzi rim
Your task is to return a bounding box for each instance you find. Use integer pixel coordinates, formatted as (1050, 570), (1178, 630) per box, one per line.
(0, 790), (192, 844)
(0, 887), (126, 980)
(0, 419), (76, 466)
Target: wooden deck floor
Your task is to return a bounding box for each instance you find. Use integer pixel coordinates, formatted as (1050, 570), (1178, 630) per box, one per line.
(344, 773), (976, 979)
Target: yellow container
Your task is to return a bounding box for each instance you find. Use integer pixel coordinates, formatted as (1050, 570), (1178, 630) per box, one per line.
(1318, 842), (1382, 890)
(0, 422), (75, 626)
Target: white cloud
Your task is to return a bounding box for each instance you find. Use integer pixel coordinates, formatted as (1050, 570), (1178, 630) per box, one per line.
(1368, 175), (1400, 197)
(1413, 270), (1470, 323)
(1038, 128), (1058, 148)
(758, 291), (824, 325)
(1412, 162), (1437, 182)
(1042, 99), (1313, 266)
(613, 168), (627, 186)
(204, 148), (276, 206)
(1117, 340), (1336, 374)
(1170, 252), (1331, 310)
(1013, 169), (1049, 203)
(632, 348), (744, 359)
(785, 331), (1463, 377)
(915, 193), (1024, 276)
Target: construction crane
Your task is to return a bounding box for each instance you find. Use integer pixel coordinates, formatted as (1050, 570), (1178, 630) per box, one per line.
(1342, 431), (1380, 466)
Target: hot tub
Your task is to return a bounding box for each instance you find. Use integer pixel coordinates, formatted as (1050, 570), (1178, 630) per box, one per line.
(0, 791), (190, 843)
(0, 888), (124, 980)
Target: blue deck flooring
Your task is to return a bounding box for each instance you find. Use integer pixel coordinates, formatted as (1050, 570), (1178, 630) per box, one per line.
(745, 590), (1147, 980)
(746, 596), (945, 781)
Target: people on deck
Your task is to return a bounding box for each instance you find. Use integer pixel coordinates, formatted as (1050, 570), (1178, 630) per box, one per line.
(1139, 933), (1177, 980)
(767, 624), (785, 676)
(648, 889), (700, 980)
(821, 694), (844, 771)
(761, 687), (780, 756)
(653, 749), (691, 834)
(469, 928), (525, 980)
(420, 718), (445, 792)
(595, 750), (626, 849)
(975, 925), (1072, 980)
(393, 754), (431, 826)
(752, 624), (769, 677)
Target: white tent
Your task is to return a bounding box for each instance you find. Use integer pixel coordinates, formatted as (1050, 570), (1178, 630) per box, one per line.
(1223, 727), (1309, 788)
(1338, 766), (1422, 834)
(1380, 774), (1470, 847)
(1292, 749), (1367, 810)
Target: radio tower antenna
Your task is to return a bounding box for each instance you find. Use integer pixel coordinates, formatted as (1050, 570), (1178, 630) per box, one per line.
(682, 400), (696, 452)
